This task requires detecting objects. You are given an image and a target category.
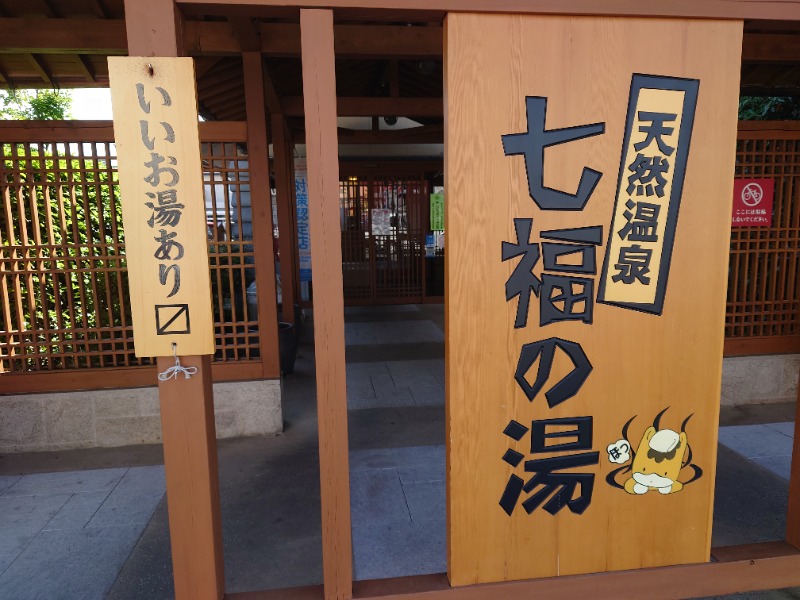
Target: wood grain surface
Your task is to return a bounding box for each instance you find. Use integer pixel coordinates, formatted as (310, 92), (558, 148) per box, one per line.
(300, 9), (354, 600)
(445, 13), (743, 586)
(109, 56), (215, 357)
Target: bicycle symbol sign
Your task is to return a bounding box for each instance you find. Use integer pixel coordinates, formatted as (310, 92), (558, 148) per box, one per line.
(741, 182), (763, 207)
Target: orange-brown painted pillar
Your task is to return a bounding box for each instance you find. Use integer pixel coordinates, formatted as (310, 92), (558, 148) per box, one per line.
(787, 365), (800, 549)
(300, 9), (353, 600)
(122, 1), (225, 598)
(242, 50), (281, 376)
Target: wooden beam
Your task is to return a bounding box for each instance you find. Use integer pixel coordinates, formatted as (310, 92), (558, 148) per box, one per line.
(742, 33), (800, 62)
(195, 57), (222, 79)
(184, 20), (241, 55)
(0, 18), (127, 54)
(283, 96), (443, 117)
(724, 335), (800, 356)
(261, 58), (282, 115)
(202, 79), (245, 103)
(740, 86), (800, 97)
(122, 3), (225, 600)
(389, 59), (399, 97)
(155, 355), (226, 600)
(228, 16), (260, 52)
(300, 9), (353, 600)
(197, 68), (244, 93)
(787, 365), (800, 549)
(27, 53), (52, 84)
(124, 0), (182, 57)
(88, 0), (111, 19)
(290, 124), (443, 144)
(0, 18), (790, 62)
(272, 115), (298, 324)
(177, 0), (800, 21)
(39, 0), (59, 18)
(228, 544), (800, 600)
(258, 22), (443, 57)
(0, 360), (265, 395)
(183, 21), (443, 57)
(242, 50), (281, 378)
(75, 54), (96, 83)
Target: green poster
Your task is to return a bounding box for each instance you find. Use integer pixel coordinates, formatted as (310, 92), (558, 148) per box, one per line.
(430, 193), (445, 231)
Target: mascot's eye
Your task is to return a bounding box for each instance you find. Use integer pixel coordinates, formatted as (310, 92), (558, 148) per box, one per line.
(664, 472), (668, 476)
(642, 467), (646, 472)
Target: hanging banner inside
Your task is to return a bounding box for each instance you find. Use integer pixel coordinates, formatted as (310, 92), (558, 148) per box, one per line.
(430, 193), (445, 231)
(295, 164), (312, 283)
(445, 13), (743, 586)
(371, 208), (392, 235)
(732, 178), (774, 227)
(109, 57), (214, 357)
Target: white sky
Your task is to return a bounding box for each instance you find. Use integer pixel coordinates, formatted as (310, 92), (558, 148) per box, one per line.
(70, 88), (114, 120)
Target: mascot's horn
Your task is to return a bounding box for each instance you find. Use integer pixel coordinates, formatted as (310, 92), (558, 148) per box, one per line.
(681, 413), (694, 433)
(653, 406), (670, 430)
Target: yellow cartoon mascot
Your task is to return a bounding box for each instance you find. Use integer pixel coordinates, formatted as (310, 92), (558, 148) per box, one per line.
(624, 426), (688, 495)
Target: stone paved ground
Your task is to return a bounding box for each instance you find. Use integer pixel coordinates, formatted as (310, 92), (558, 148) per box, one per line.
(0, 304), (797, 599)
(0, 466), (165, 599)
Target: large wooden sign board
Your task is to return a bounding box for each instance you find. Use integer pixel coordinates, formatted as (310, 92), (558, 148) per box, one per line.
(445, 14), (742, 586)
(109, 57), (214, 357)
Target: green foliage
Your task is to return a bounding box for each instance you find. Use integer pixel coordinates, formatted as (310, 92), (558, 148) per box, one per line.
(739, 96), (800, 121)
(1, 142), (126, 369)
(0, 89), (72, 120)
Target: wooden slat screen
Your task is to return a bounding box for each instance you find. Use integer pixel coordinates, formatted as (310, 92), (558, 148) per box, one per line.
(728, 123), (800, 355)
(0, 124), (262, 375)
(339, 174), (428, 304)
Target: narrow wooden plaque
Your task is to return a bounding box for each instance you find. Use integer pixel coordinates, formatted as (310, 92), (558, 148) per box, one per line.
(109, 57), (214, 357)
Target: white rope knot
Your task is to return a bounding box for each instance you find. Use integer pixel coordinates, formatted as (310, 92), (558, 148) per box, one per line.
(158, 343), (198, 381)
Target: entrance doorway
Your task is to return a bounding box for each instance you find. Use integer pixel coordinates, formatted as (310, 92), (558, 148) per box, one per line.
(339, 169), (444, 305)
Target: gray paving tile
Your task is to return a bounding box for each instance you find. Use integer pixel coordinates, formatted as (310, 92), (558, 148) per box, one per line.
(87, 466), (165, 528)
(430, 359), (445, 385)
(0, 476), (21, 496)
(402, 480), (445, 523)
(352, 517), (446, 581)
(718, 425), (794, 459)
(398, 465), (445, 484)
(350, 445), (445, 472)
(350, 321), (444, 346)
(348, 388), (415, 410)
(752, 454), (793, 480)
(346, 373), (376, 400)
(373, 322), (443, 344)
(225, 533), (323, 594)
(765, 422), (796, 438)
(386, 360), (440, 388)
(409, 384), (445, 406)
(3, 467), (128, 497)
(0, 525), (144, 600)
(345, 305), (420, 315)
(346, 362), (390, 378)
(0, 554), (16, 576)
(350, 469), (410, 526)
(0, 493), (72, 555)
(43, 491), (110, 531)
(370, 373), (400, 397)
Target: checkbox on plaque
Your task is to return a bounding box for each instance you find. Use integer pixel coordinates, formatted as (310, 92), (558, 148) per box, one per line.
(155, 304), (191, 335)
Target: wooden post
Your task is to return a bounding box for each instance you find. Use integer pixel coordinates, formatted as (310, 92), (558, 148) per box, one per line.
(300, 9), (353, 600)
(242, 50), (281, 377)
(122, 1), (225, 599)
(787, 365), (800, 549)
(272, 115), (298, 324)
